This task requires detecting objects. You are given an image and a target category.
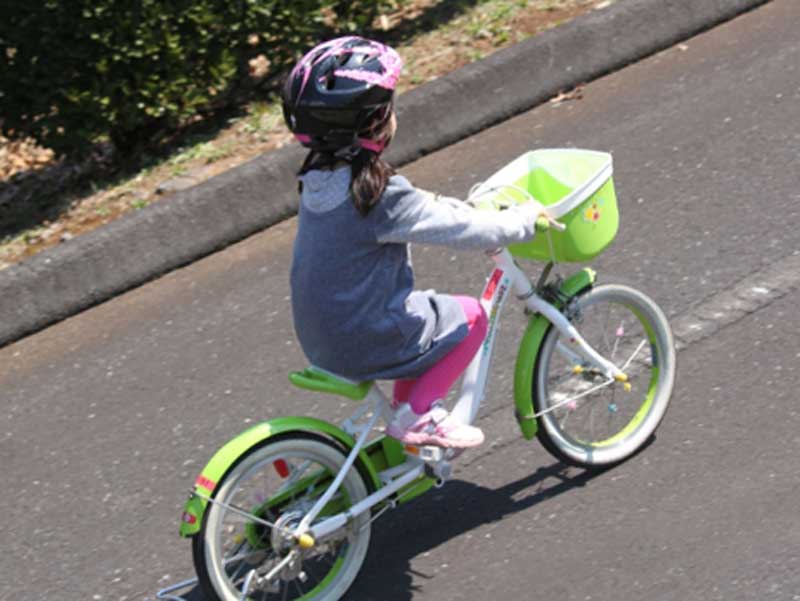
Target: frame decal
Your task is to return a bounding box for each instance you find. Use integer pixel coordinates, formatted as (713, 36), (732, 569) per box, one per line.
(482, 268), (504, 300)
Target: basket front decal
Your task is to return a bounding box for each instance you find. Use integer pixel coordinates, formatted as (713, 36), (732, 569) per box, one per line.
(582, 195), (604, 225)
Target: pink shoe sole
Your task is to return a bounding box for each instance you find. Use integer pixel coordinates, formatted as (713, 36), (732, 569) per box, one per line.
(386, 425), (484, 449)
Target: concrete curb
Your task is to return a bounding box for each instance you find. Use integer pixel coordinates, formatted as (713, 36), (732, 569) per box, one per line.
(0, 0), (771, 348)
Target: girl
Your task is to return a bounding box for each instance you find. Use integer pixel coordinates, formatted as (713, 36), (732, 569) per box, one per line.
(283, 37), (545, 449)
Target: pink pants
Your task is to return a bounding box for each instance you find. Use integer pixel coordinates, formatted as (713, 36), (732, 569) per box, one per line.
(393, 296), (488, 415)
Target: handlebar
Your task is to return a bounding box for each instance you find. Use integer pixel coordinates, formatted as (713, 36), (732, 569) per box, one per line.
(536, 215), (567, 233)
(466, 183), (566, 233)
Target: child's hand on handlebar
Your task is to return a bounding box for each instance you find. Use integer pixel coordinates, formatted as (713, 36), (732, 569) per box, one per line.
(511, 199), (545, 222)
(512, 200), (563, 229)
(511, 201), (566, 233)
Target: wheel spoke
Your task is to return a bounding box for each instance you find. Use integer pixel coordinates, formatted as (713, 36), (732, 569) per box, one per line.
(223, 512), (263, 525)
(555, 339), (584, 366)
(602, 302), (614, 351)
(610, 318), (624, 361)
(278, 459), (313, 490)
(228, 554), (248, 584)
(303, 561), (322, 590)
(621, 338), (648, 372)
(558, 406), (571, 430)
(600, 306), (613, 356)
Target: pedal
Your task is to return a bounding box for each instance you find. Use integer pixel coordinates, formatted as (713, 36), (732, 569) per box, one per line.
(424, 460), (452, 483)
(403, 444), (444, 462)
(404, 445), (453, 483)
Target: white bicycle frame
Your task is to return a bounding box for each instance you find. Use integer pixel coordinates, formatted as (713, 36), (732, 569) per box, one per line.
(295, 247), (628, 545)
(158, 165), (644, 601)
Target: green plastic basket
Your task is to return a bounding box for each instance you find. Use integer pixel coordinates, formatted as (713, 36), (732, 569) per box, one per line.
(471, 149), (619, 263)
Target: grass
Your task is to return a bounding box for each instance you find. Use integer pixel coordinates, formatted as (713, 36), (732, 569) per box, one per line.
(0, 0), (612, 270)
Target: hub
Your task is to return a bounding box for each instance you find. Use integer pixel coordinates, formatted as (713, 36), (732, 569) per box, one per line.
(270, 510), (304, 554)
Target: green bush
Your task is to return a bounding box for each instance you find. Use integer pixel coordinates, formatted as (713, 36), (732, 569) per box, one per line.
(0, 0), (392, 158)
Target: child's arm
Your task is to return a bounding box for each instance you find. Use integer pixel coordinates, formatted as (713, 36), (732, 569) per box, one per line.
(374, 176), (544, 250)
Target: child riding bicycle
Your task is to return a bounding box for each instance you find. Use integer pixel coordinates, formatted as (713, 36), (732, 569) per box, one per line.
(283, 36), (548, 448)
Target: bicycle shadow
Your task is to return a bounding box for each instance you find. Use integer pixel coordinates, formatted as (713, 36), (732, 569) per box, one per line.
(171, 460), (612, 601)
(347, 460), (609, 601)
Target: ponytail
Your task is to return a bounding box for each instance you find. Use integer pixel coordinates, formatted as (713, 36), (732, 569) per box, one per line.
(297, 149), (395, 216)
(350, 152), (395, 216)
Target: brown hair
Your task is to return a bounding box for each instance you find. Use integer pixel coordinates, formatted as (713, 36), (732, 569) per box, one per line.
(297, 112), (395, 216)
(349, 152), (395, 215)
(298, 151), (395, 216)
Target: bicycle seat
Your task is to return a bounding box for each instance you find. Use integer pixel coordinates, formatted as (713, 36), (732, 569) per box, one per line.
(289, 366), (373, 401)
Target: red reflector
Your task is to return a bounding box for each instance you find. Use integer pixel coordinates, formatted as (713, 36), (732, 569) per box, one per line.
(273, 459), (290, 478)
(195, 475), (216, 491)
(182, 512), (197, 524)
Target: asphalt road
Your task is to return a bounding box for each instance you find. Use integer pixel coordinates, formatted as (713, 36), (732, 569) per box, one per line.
(2, 2), (800, 600)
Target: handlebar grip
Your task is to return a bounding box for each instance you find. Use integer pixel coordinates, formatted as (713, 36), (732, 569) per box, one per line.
(535, 216), (567, 233)
(535, 216), (550, 233)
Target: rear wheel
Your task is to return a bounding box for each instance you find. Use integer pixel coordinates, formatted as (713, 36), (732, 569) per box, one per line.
(192, 435), (371, 600)
(533, 284), (676, 468)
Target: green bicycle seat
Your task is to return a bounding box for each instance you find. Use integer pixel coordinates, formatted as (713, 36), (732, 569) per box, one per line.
(289, 367), (373, 402)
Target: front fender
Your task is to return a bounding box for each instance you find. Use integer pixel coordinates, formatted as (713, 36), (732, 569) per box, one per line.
(513, 268), (596, 439)
(179, 416), (383, 537)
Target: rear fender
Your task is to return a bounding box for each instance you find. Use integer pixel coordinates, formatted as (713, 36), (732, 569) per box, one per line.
(179, 416), (382, 537)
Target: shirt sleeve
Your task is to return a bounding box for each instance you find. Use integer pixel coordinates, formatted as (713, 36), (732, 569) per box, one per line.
(373, 175), (539, 250)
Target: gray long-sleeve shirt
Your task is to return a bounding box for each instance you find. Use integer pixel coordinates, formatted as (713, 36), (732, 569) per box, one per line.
(290, 167), (538, 381)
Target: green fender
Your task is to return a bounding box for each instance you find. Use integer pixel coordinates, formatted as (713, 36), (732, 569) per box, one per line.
(179, 416), (383, 537)
(513, 268), (597, 439)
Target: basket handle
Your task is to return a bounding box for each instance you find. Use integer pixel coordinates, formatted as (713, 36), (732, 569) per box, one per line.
(468, 182), (566, 236)
(466, 182), (536, 209)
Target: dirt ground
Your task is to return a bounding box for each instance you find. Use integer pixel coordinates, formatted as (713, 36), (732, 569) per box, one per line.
(0, 0), (610, 269)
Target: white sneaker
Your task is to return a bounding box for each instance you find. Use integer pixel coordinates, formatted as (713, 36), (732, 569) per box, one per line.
(386, 402), (485, 449)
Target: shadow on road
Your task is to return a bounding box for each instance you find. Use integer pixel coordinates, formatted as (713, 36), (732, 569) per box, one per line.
(164, 460), (606, 601)
(349, 460), (606, 600)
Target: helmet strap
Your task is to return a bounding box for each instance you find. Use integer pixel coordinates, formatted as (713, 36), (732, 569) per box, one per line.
(357, 138), (386, 153)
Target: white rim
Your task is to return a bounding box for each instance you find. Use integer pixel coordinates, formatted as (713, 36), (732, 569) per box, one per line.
(536, 285), (675, 466)
(203, 439), (371, 601)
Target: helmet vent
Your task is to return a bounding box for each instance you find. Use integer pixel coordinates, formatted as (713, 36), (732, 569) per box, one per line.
(335, 51), (352, 67)
(325, 74), (337, 90)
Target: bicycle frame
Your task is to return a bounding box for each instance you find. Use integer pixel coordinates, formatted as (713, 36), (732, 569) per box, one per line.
(297, 248), (628, 545)
(453, 248), (627, 424)
(164, 249), (639, 600)
(165, 149), (674, 600)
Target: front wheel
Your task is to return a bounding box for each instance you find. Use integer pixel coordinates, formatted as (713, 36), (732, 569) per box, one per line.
(533, 284), (676, 468)
(192, 434), (371, 601)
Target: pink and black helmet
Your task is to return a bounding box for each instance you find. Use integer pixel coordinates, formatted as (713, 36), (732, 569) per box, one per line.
(282, 37), (403, 156)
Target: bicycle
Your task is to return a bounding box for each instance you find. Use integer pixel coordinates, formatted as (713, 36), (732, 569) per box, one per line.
(160, 149), (676, 601)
